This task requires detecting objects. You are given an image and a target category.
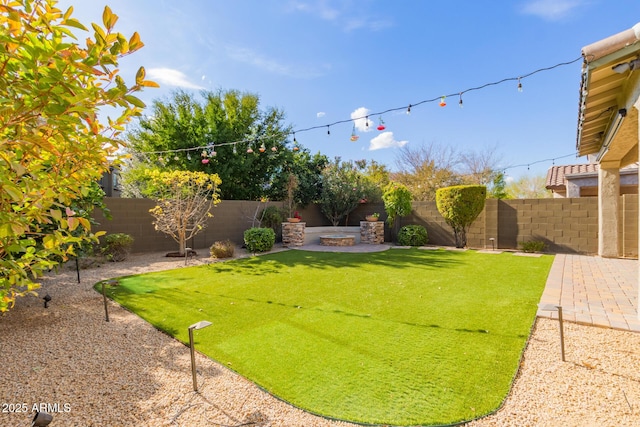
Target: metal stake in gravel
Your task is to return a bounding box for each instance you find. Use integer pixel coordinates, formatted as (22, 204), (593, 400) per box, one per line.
(102, 280), (119, 322)
(539, 304), (566, 361)
(189, 320), (212, 392)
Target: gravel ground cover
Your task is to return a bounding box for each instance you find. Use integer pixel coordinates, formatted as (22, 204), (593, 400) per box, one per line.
(1, 250), (639, 427)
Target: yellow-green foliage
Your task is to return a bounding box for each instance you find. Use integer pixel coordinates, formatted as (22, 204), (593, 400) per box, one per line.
(0, 0), (156, 311)
(436, 185), (486, 248)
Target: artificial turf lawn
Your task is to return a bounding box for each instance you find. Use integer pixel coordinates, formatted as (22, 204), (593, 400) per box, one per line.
(99, 248), (554, 426)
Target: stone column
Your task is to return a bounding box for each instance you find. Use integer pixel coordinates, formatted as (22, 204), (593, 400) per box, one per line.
(282, 222), (305, 247)
(360, 221), (384, 244)
(598, 166), (620, 258)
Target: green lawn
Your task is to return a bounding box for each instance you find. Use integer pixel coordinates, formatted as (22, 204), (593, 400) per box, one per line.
(99, 248), (553, 426)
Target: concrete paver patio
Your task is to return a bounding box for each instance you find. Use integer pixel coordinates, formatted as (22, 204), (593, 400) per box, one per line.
(536, 254), (640, 332)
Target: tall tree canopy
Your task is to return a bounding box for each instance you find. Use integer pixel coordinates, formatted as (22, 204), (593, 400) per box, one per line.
(0, 0), (154, 311)
(126, 89), (320, 201)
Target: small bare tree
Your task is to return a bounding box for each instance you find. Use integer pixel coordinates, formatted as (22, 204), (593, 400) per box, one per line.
(146, 170), (222, 255)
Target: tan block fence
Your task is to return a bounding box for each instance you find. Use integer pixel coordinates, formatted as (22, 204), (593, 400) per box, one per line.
(93, 195), (638, 258)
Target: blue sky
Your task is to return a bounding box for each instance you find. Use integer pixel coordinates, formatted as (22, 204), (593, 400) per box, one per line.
(58, 0), (640, 179)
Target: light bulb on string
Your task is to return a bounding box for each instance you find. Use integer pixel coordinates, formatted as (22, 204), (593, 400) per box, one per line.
(458, 93), (463, 108)
(439, 96), (447, 107)
(365, 116), (369, 129)
(293, 133), (299, 151)
(201, 150), (207, 157)
(517, 77), (523, 92)
(271, 145), (277, 152)
(210, 150), (216, 157)
(406, 104), (411, 115)
(187, 153), (191, 161)
(202, 158), (209, 164)
(259, 142), (266, 153)
(174, 155), (179, 161)
(377, 117), (386, 131)
(350, 124), (359, 142)
(247, 145), (254, 154)
(327, 125), (330, 136)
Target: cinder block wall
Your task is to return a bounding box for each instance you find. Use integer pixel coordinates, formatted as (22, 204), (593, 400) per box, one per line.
(622, 194), (638, 257)
(93, 196), (637, 257)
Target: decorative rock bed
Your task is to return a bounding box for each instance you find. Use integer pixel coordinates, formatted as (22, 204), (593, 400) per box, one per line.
(320, 234), (356, 246)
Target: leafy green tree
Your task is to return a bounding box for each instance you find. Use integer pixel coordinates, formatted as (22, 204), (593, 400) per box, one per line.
(488, 171), (510, 199)
(127, 89), (298, 200)
(0, 0), (154, 311)
(318, 158), (372, 226)
(436, 185), (486, 248)
(144, 170), (222, 255)
(283, 150), (328, 209)
(382, 182), (413, 241)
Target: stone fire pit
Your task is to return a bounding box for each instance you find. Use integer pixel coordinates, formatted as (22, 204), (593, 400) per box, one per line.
(320, 234), (356, 246)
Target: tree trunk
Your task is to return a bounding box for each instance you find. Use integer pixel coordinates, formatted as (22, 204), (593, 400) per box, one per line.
(454, 227), (467, 248)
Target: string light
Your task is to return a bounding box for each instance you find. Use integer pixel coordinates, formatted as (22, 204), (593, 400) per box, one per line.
(377, 117), (386, 131)
(350, 125), (359, 142)
(259, 142), (266, 153)
(133, 56), (582, 161)
(439, 96), (447, 107)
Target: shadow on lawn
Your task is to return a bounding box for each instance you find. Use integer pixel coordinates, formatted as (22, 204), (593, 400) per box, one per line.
(215, 292), (527, 339)
(202, 248), (466, 276)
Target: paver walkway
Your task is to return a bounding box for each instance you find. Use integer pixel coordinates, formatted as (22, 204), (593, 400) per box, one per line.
(537, 253), (640, 332)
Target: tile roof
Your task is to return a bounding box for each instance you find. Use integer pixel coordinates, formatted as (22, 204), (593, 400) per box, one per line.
(546, 163), (638, 189)
(545, 164), (598, 189)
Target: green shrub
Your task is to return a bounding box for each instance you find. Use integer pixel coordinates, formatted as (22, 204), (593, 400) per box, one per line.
(101, 233), (134, 262)
(210, 240), (235, 258)
(260, 205), (284, 228)
(398, 225), (428, 246)
(382, 182), (412, 227)
(260, 205), (284, 241)
(436, 185), (486, 248)
(244, 227), (276, 253)
(521, 240), (545, 253)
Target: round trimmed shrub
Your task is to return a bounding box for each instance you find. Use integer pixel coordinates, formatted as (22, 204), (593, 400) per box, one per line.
(244, 227), (276, 252)
(397, 225), (428, 246)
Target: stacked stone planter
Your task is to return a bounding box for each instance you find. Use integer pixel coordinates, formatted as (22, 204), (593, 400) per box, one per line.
(360, 221), (384, 244)
(282, 222), (305, 247)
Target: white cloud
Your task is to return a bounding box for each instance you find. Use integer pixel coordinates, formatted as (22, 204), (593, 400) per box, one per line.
(288, 1), (393, 31)
(369, 132), (408, 151)
(520, 0), (583, 20)
(288, 0), (340, 21)
(225, 45), (328, 78)
(147, 68), (205, 89)
(317, 112), (326, 118)
(350, 107), (373, 132)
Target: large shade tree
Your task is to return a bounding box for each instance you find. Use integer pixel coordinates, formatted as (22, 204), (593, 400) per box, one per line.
(0, 0), (155, 311)
(126, 90), (320, 201)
